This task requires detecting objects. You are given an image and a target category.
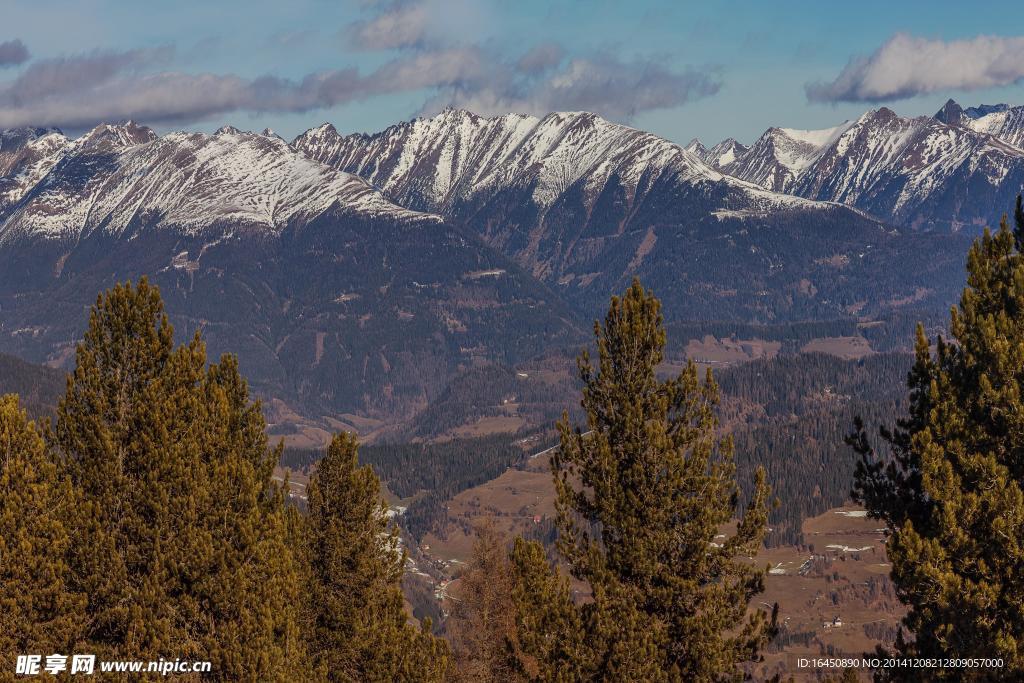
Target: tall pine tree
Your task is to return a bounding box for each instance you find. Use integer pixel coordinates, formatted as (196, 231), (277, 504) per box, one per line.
(54, 279), (309, 679)
(849, 198), (1024, 676)
(306, 431), (450, 682)
(513, 280), (776, 682)
(0, 394), (82, 667)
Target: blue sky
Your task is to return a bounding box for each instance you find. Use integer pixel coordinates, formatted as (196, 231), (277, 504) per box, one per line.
(2, 0), (1024, 145)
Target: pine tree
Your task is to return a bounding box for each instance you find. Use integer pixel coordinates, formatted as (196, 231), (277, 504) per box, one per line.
(0, 394), (83, 665)
(447, 520), (524, 682)
(192, 355), (312, 680)
(306, 431), (450, 682)
(507, 538), (587, 682)
(1014, 193), (1024, 251)
(849, 209), (1024, 676)
(54, 279), (309, 679)
(513, 280), (776, 682)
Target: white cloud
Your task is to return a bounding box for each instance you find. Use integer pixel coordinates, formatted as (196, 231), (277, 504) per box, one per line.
(807, 33), (1024, 103)
(0, 1), (720, 130)
(346, 1), (430, 50)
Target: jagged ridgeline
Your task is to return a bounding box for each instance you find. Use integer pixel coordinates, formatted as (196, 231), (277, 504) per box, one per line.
(294, 109), (975, 323)
(1, 105), (1012, 429)
(694, 101), (1024, 230)
(0, 123), (582, 421)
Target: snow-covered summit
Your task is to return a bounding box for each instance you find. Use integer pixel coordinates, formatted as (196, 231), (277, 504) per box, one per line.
(0, 123), (437, 245)
(719, 121), (852, 194)
(702, 137), (750, 170)
(290, 107), (840, 221)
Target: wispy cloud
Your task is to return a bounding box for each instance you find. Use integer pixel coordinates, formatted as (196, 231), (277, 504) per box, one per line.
(419, 51), (720, 121)
(807, 33), (1024, 103)
(4, 47), (172, 103)
(0, 1), (720, 130)
(346, 1), (430, 50)
(516, 43), (564, 74)
(0, 39), (30, 68)
(0, 56), (366, 129)
(346, 0), (720, 121)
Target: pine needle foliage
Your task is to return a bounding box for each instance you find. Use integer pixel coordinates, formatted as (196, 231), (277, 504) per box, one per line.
(849, 200), (1024, 677)
(306, 431), (450, 682)
(0, 395), (82, 667)
(53, 278), (310, 680)
(513, 279), (776, 682)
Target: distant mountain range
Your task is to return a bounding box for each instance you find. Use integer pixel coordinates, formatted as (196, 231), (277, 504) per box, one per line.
(292, 108), (957, 323)
(0, 121), (580, 420)
(692, 100), (1024, 230)
(0, 100), (1017, 423)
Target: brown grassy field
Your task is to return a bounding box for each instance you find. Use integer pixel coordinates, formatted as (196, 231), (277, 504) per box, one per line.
(420, 455), (901, 681)
(801, 336), (875, 360)
(683, 335), (782, 366)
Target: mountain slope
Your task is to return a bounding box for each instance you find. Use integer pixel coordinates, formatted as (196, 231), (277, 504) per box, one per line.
(725, 107), (1024, 230)
(0, 122), (581, 421)
(702, 138), (749, 170)
(964, 108), (1024, 151)
(0, 127), (69, 215)
(935, 99), (1024, 150)
(720, 123), (852, 193)
(294, 109), (951, 322)
(0, 122), (420, 248)
(789, 108), (1024, 230)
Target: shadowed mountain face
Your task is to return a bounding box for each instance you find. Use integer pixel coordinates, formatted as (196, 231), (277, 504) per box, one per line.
(0, 122), (581, 420)
(294, 108), (971, 322)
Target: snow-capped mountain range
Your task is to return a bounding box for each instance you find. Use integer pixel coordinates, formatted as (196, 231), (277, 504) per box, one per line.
(290, 107), (906, 323)
(0, 121), (427, 247)
(935, 100), (1024, 150)
(1, 100), (1016, 422)
(0, 120), (579, 420)
(692, 100), (1024, 230)
(292, 108), (816, 219)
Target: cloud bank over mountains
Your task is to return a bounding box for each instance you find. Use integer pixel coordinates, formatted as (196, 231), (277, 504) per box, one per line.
(0, 0), (720, 130)
(807, 33), (1024, 103)
(4, 4), (1022, 135)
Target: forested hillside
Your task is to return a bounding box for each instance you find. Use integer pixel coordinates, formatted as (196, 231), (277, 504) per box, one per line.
(718, 352), (913, 544)
(0, 352), (64, 418)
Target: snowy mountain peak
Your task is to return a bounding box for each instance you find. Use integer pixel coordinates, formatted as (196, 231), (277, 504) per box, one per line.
(79, 121), (156, 150)
(0, 124), (437, 245)
(936, 102), (1024, 150)
(684, 138), (707, 157)
(763, 106), (1024, 228)
(703, 138), (749, 169)
(216, 125), (243, 135)
(858, 108), (899, 126)
(719, 123), (847, 193)
(1, 127), (67, 175)
(293, 107), (737, 219)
